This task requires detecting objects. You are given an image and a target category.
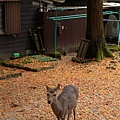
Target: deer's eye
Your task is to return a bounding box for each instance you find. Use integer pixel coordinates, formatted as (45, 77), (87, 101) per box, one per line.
(47, 93), (49, 96)
(53, 94), (56, 96)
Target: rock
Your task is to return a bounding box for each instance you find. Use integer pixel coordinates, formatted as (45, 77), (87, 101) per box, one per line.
(10, 101), (19, 108)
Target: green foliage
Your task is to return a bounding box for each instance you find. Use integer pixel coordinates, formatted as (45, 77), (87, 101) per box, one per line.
(104, 45), (114, 57)
(49, 51), (61, 55)
(22, 58), (32, 64)
(96, 49), (104, 61)
(108, 45), (120, 51)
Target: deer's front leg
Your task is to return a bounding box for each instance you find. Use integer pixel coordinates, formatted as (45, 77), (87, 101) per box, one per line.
(73, 108), (76, 120)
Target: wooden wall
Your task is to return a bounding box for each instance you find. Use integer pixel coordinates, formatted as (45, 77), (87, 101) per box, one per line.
(38, 9), (87, 54)
(0, 0), (38, 59)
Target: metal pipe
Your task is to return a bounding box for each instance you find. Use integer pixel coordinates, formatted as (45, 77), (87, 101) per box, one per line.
(53, 10), (58, 52)
(49, 14), (87, 21)
(103, 11), (119, 15)
(49, 11), (119, 21)
(49, 10), (120, 49)
(118, 13), (120, 45)
(103, 19), (120, 22)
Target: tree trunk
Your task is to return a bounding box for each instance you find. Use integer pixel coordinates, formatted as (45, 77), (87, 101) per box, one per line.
(86, 0), (113, 61)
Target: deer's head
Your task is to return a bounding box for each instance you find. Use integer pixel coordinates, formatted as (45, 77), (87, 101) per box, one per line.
(46, 84), (60, 104)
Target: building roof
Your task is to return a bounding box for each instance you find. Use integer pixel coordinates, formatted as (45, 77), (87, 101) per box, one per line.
(103, 2), (120, 7)
(52, 0), (65, 3)
(0, 0), (20, 1)
(108, 0), (120, 2)
(38, 0), (65, 3)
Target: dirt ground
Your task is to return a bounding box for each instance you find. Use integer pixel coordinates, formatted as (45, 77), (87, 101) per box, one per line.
(0, 53), (120, 120)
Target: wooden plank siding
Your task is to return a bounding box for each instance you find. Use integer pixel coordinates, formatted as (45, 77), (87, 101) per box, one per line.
(0, 0), (38, 59)
(38, 9), (87, 54)
(5, 1), (21, 35)
(0, 0), (87, 59)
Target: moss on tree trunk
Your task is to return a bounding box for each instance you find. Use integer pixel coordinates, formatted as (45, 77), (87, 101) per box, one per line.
(104, 44), (114, 57)
(86, 0), (113, 61)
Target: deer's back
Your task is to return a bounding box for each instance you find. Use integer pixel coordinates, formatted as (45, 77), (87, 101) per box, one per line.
(58, 85), (78, 108)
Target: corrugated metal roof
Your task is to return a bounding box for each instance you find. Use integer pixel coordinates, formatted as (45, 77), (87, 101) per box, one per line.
(38, 0), (65, 3)
(0, 0), (20, 1)
(52, 0), (65, 3)
(103, 2), (120, 7)
(108, 0), (120, 2)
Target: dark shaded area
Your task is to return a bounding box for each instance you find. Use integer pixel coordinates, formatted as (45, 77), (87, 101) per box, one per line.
(0, 73), (22, 80)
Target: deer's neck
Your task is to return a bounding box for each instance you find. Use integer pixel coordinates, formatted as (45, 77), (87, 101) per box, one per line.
(51, 98), (61, 115)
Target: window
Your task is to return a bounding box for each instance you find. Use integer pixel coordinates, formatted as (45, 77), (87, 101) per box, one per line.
(0, 1), (21, 35)
(0, 2), (4, 34)
(5, 1), (21, 35)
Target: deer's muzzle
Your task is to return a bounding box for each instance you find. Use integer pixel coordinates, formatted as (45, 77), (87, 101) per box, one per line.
(48, 100), (51, 104)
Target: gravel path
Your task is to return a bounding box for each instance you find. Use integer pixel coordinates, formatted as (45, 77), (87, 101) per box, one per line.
(0, 53), (120, 120)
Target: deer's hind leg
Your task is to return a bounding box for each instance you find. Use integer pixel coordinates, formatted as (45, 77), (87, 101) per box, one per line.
(73, 107), (76, 120)
(67, 111), (72, 120)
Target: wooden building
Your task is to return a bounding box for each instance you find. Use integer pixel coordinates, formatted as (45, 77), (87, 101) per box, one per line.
(0, 0), (88, 59)
(0, 0), (38, 59)
(38, 9), (87, 54)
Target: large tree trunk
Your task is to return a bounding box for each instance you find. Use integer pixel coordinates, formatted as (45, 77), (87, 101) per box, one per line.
(86, 0), (113, 61)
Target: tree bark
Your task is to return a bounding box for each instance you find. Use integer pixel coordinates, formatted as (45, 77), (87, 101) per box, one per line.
(86, 0), (113, 61)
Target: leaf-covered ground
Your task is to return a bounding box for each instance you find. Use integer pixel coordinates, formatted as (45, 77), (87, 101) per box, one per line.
(0, 53), (120, 120)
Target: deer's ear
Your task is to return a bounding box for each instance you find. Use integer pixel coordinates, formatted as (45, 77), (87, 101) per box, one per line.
(45, 84), (49, 91)
(56, 84), (60, 90)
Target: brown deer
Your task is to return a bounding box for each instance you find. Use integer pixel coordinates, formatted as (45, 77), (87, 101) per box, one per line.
(46, 84), (78, 120)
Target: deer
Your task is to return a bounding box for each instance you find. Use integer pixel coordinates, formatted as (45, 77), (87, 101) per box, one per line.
(46, 84), (79, 120)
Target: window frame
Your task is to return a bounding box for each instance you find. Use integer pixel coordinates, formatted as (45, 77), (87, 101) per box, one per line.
(0, 0), (21, 35)
(0, 2), (5, 35)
